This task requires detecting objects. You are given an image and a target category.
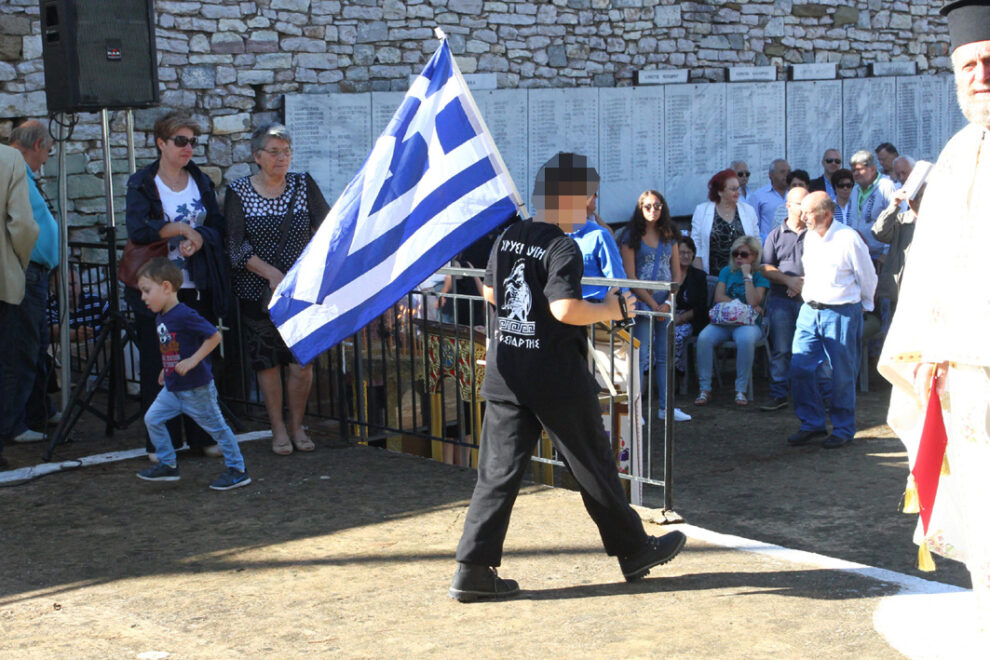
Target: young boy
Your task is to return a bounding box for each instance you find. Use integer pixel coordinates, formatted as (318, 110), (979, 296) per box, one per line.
(134, 258), (250, 490)
(448, 153), (685, 602)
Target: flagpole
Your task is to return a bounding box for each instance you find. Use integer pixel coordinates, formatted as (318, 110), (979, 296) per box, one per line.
(435, 27), (531, 220)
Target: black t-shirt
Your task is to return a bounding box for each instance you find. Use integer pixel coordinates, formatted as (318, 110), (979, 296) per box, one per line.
(480, 219), (595, 405)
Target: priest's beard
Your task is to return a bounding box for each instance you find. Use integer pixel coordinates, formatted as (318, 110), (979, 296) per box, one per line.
(956, 81), (990, 127)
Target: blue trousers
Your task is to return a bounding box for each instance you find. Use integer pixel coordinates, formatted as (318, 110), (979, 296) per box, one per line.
(0, 263), (50, 448)
(145, 381), (245, 471)
(696, 323), (763, 394)
(790, 303), (862, 440)
(633, 314), (670, 405)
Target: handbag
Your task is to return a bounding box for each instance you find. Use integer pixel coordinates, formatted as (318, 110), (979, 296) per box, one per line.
(118, 239), (168, 289)
(259, 178), (301, 314)
(708, 298), (759, 326)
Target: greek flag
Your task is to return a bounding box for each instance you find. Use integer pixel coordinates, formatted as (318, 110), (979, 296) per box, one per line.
(269, 39), (524, 365)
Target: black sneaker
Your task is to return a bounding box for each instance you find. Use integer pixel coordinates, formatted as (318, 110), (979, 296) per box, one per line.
(759, 396), (789, 411)
(448, 563), (520, 602)
(822, 434), (852, 449)
(137, 463), (180, 482)
(786, 428), (828, 446)
(209, 468), (251, 491)
(618, 531), (687, 582)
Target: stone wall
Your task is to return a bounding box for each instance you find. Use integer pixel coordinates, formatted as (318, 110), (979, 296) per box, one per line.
(0, 0), (953, 236)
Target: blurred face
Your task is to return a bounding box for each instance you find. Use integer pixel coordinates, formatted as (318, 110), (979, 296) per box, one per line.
(822, 150), (841, 176)
(640, 194), (663, 223)
(156, 126), (196, 169)
(718, 178), (741, 205)
(677, 242), (694, 268)
(769, 161), (790, 189)
(254, 137), (293, 180)
(953, 40), (990, 127)
(851, 161), (876, 187)
(893, 158), (913, 184)
(542, 191), (589, 231)
(876, 148), (896, 173)
(833, 177), (854, 201)
(138, 276), (171, 314)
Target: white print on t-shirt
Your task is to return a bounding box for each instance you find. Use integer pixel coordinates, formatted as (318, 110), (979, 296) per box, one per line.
(498, 258), (536, 338)
(500, 239), (547, 260)
(157, 322), (180, 375)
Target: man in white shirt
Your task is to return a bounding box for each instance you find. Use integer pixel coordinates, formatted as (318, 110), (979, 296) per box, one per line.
(747, 158), (790, 241)
(849, 150), (897, 260)
(787, 191), (876, 449)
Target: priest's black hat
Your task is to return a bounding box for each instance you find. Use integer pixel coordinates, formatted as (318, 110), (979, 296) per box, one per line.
(942, 0), (990, 51)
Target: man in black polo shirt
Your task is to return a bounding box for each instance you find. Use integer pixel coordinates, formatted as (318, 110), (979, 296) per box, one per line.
(449, 152), (686, 602)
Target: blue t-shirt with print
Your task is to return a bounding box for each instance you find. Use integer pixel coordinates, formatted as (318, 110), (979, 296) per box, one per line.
(155, 302), (218, 392)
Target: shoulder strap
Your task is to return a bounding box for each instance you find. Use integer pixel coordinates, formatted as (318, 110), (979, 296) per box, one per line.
(272, 175), (301, 271)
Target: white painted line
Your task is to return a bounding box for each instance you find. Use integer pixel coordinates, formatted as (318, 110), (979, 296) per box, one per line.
(0, 431), (272, 485)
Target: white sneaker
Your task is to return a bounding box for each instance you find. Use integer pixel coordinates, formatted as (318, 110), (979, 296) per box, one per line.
(14, 429), (45, 443)
(657, 407), (692, 422)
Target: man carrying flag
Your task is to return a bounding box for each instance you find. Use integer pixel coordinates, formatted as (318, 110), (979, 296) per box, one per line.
(879, 0), (990, 630)
(448, 153), (686, 603)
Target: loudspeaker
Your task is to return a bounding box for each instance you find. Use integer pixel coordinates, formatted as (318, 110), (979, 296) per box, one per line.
(39, 0), (159, 113)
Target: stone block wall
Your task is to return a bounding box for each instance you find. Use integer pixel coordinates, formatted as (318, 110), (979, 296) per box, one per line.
(0, 0), (953, 235)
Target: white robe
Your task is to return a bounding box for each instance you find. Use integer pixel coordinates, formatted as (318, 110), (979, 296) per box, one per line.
(879, 123), (990, 596)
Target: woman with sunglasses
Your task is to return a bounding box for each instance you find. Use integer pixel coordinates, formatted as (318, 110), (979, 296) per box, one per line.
(694, 235), (769, 407)
(619, 190), (689, 421)
(225, 123), (330, 456)
(124, 110), (228, 461)
(830, 168), (856, 225)
(690, 169), (760, 277)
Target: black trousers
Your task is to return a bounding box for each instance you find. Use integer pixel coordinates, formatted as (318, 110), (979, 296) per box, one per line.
(455, 387), (648, 566)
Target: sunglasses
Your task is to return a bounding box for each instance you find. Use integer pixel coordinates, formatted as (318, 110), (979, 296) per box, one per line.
(736, 170), (750, 177)
(732, 250), (752, 258)
(167, 135), (198, 148)
(835, 182), (854, 189)
(641, 203), (663, 211)
(824, 158), (842, 165)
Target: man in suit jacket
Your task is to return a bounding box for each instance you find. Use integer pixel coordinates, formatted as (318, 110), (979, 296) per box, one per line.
(0, 141), (38, 469)
(808, 148), (843, 199)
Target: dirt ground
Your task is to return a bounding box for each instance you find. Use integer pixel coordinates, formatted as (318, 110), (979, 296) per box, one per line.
(0, 369), (973, 658)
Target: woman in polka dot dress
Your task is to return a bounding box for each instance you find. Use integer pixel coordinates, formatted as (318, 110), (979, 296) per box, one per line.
(225, 123), (330, 456)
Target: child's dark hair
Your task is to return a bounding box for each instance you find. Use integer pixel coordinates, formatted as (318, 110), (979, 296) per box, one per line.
(136, 257), (183, 290)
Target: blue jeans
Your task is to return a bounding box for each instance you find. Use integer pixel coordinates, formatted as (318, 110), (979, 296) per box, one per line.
(767, 295), (801, 398)
(696, 323), (763, 393)
(0, 263), (50, 447)
(633, 314), (670, 405)
(145, 381), (245, 471)
(790, 302), (862, 440)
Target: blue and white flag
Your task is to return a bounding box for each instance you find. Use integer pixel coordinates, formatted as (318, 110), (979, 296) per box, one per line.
(269, 39), (524, 364)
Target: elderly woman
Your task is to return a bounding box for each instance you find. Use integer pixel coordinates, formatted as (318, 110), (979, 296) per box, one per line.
(124, 110), (227, 460)
(225, 123), (330, 455)
(690, 169), (760, 276)
(694, 235), (769, 407)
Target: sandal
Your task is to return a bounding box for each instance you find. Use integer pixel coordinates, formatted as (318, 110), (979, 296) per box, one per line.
(272, 433), (293, 456)
(291, 431), (315, 452)
(734, 391), (749, 406)
(694, 390), (712, 406)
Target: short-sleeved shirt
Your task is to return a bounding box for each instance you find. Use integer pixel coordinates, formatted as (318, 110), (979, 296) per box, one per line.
(718, 266), (770, 303)
(481, 219), (592, 405)
(567, 219), (626, 301)
(155, 302), (218, 392)
(156, 175), (206, 289)
(762, 223), (806, 299)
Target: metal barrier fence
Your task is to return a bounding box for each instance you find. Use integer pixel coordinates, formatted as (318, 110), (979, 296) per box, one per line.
(62, 250), (677, 510)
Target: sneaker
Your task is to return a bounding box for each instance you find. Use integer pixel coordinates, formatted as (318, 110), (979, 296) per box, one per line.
(786, 428), (828, 446)
(137, 463), (180, 482)
(658, 407), (692, 422)
(822, 434), (852, 449)
(13, 429), (45, 443)
(448, 563), (520, 602)
(209, 467), (251, 491)
(618, 531), (687, 582)
(759, 396), (789, 411)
